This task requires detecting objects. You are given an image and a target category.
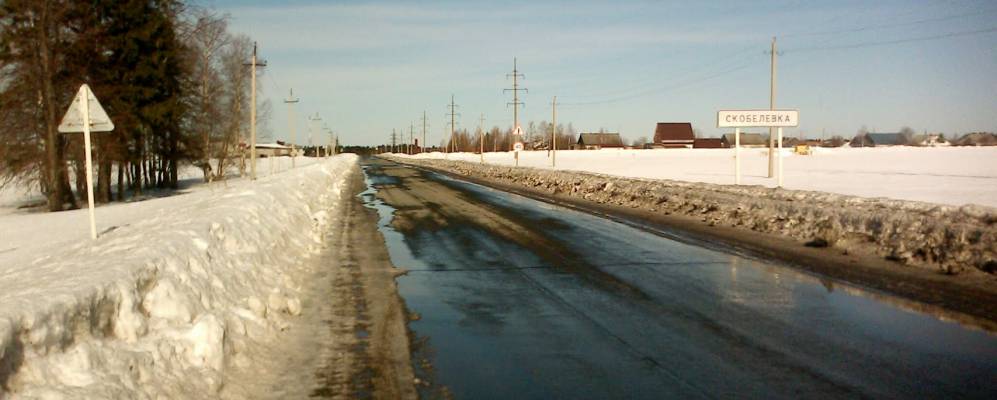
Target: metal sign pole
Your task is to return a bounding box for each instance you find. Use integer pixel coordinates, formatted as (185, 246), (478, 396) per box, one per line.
(81, 91), (97, 240)
(735, 127), (741, 185)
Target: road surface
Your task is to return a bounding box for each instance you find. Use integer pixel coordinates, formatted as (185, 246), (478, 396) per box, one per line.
(361, 158), (997, 399)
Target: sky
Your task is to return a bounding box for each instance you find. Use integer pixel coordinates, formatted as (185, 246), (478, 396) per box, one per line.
(197, 0), (997, 146)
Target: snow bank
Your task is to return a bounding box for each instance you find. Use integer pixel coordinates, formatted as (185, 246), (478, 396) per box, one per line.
(0, 155), (358, 398)
(402, 147), (997, 207)
(387, 157), (996, 276)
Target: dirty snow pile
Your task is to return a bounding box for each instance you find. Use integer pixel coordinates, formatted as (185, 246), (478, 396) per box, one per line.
(0, 155), (358, 398)
(387, 156), (996, 276)
(403, 146), (997, 208)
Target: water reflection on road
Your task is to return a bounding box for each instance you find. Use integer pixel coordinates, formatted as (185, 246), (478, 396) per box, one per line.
(361, 160), (997, 400)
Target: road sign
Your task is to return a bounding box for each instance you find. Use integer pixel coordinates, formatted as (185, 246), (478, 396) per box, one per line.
(717, 109), (798, 128)
(60, 84), (115, 240)
(513, 142), (524, 152)
(513, 126), (524, 137)
(59, 84), (114, 133)
(718, 109), (799, 188)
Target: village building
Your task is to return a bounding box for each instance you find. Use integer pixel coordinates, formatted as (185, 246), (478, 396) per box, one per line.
(720, 133), (768, 148)
(850, 132), (911, 147)
(254, 142), (293, 157)
(652, 122), (695, 148)
(693, 138), (724, 148)
(574, 133), (624, 150)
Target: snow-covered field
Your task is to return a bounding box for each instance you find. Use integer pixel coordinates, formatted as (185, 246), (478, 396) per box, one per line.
(0, 155), (357, 398)
(398, 147), (997, 208)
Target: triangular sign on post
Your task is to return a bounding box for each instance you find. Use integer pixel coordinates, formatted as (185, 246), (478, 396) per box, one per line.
(58, 84), (114, 133)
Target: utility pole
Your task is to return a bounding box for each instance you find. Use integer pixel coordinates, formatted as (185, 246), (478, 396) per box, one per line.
(409, 123), (415, 155)
(447, 95), (459, 155)
(391, 129), (398, 153)
(421, 111), (428, 154)
(245, 42), (267, 180)
(552, 96), (557, 168)
(504, 57), (527, 150)
(308, 113), (321, 158)
(766, 36), (779, 178)
(323, 125), (331, 158)
(284, 88), (299, 168)
(478, 113), (485, 163)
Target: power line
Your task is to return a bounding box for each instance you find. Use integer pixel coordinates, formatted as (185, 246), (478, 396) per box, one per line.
(787, 26), (997, 53)
(560, 60), (754, 107)
(782, 6), (997, 39)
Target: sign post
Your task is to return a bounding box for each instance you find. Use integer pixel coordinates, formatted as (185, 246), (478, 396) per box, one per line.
(512, 125), (524, 167)
(58, 84), (115, 240)
(734, 127), (741, 185)
(717, 109), (798, 187)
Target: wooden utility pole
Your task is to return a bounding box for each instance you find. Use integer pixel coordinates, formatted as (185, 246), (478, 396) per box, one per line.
(284, 88), (299, 168)
(478, 113), (485, 163)
(245, 42), (267, 180)
(421, 111), (428, 154)
(308, 113), (321, 157)
(767, 36), (778, 178)
(551, 96), (557, 168)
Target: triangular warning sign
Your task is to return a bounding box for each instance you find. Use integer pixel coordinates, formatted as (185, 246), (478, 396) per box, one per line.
(58, 84), (114, 133)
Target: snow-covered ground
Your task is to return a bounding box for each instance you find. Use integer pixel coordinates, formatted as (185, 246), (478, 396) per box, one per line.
(0, 155), (357, 398)
(397, 147), (997, 208)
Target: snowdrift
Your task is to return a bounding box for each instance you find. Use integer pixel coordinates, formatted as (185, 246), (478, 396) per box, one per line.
(0, 155), (358, 398)
(388, 157), (996, 276)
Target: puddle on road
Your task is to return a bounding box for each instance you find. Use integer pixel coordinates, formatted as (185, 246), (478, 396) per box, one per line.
(359, 160), (997, 399)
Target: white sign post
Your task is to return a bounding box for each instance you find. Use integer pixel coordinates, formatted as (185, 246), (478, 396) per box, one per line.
(717, 109), (798, 187)
(512, 125), (524, 167)
(58, 84), (115, 240)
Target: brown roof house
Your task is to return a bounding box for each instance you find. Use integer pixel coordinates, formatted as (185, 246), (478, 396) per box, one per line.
(575, 133), (624, 150)
(693, 138), (724, 148)
(653, 123), (695, 148)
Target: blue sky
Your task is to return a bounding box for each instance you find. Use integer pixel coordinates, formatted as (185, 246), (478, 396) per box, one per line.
(197, 0), (997, 146)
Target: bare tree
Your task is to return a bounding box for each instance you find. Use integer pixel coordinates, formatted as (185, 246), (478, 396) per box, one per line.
(185, 9), (230, 182)
(215, 34), (252, 180)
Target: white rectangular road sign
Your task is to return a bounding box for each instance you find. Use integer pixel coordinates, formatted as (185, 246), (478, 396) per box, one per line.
(717, 109), (799, 128)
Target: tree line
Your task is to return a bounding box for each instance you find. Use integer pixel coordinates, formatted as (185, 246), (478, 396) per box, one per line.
(443, 121), (579, 153)
(0, 1), (264, 212)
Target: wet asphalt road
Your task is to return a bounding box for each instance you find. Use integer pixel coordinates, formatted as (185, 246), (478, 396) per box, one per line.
(361, 159), (997, 399)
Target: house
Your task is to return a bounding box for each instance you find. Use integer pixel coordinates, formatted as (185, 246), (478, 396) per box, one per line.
(850, 132), (910, 147)
(254, 142), (293, 157)
(953, 132), (997, 146)
(912, 134), (950, 147)
(693, 138), (723, 148)
(575, 133), (624, 150)
(653, 122), (695, 148)
(720, 133), (768, 148)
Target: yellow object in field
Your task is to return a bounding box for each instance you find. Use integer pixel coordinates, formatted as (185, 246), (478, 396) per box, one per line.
(794, 144), (812, 155)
